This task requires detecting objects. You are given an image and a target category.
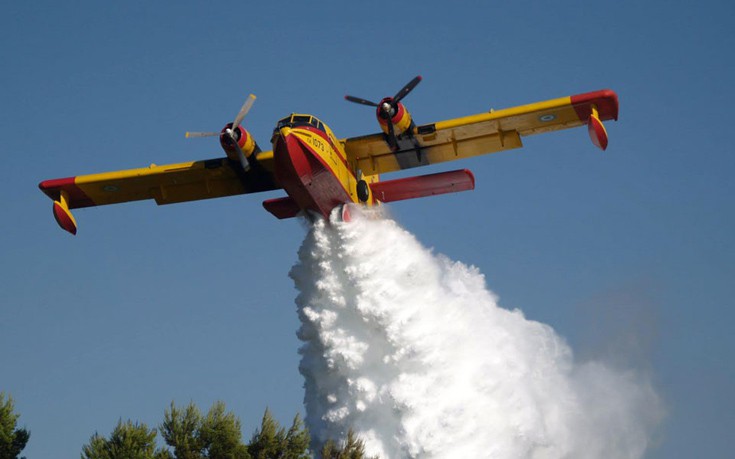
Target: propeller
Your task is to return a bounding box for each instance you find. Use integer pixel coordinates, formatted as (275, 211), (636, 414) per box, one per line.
(345, 76), (421, 140)
(232, 94), (256, 129)
(392, 75), (422, 104)
(345, 75), (421, 115)
(184, 131), (219, 138)
(185, 93), (257, 171)
(343, 95), (379, 107)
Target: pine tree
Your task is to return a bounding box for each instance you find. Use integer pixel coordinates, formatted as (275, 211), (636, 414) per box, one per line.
(160, 401), (251, 459)
(160, 402), (205, 459)
(247, 409), (310, 459)
(81, 419), (168, 459)
(81, 401), (376, 459)
(320, 430), (377, 459)
(247, 409), (283, 459)
(0, 393), (30, 459)
(282, 414), (310, 459)
(199, 402), (249, 459)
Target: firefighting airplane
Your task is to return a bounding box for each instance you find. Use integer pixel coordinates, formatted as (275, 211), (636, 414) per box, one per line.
(39, 77), (618, 235)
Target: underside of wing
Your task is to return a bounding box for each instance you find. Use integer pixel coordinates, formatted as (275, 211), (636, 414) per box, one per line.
(39, 151), (278, 234)
(344, 89), (618, 176)
(40, 153), (277, 208)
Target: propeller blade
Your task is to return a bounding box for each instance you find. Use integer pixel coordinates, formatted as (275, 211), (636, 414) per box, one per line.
(185, 131), (220, 138)
(232, 93), (257, 129)
(344, 95), (380, 107)
(393, 75), (422, 103)
(232, 138), (251, 172)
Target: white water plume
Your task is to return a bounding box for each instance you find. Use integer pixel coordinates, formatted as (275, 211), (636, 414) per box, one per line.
(291, 209), (663, 458)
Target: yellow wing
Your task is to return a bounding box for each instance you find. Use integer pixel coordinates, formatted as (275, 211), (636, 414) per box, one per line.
(40, 152), (277, 208)
(39, 152), (278, 234)
(343, 90), (618, 176)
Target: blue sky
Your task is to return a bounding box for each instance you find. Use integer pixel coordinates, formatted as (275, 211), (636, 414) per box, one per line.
(1, 1), (733, 457)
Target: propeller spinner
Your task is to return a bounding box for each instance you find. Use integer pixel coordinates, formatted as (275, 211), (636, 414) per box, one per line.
(186, 93), (257, 171)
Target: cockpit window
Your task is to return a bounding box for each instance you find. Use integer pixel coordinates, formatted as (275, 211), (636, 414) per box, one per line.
(309, 117), (326, 133)
(273, 114), (326, 134)
(276, 117), (292, 130)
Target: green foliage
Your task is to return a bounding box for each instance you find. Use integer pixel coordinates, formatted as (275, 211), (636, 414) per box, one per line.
(247, 409), (310, 459)
(199, 402), (249, 459)
(161, 401), (249, 459)
(283, 414), (310, 459)
(0, 392), (30, 459)
(82, 401), (381, 459)
(160, 402), (204, 459)
(319, 430), (376, 459)
(81, 419), (167, 459)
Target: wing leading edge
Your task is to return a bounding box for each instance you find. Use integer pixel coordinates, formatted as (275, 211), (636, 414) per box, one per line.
(343, 89), (618, 176)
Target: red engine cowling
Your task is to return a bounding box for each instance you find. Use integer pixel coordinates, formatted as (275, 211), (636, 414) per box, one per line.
(376, 98), (413, 136)
(219, 123), (256, 161)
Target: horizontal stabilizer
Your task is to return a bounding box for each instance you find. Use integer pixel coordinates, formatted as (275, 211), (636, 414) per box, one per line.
(371, 169), (475, 203)
(263, 196), (301, 219)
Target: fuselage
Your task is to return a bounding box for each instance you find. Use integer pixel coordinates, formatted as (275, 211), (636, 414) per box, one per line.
(271, 114), (377, 219)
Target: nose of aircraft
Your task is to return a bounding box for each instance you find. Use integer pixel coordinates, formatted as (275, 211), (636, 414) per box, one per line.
(273, 125), (309, 186)
(272, 126), (293, 161)
(274, 125), (291, 141)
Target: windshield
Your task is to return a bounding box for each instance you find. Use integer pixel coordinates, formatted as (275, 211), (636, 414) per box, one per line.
(273, 115), (326, 133)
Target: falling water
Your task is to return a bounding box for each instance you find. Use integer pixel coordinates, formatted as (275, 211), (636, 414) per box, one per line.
(291, 209), (662, 458)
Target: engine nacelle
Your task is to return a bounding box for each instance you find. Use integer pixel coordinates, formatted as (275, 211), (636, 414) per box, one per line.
(219, 123), (257, 162)
(376, 98), (413, 136)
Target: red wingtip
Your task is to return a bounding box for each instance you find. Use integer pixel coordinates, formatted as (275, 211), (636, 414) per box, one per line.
(571, 89), (619, 121)
(39, 177), (76, 199)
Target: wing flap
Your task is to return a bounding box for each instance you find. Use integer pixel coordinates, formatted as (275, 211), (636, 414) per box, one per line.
(352, 130), (522, 176)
